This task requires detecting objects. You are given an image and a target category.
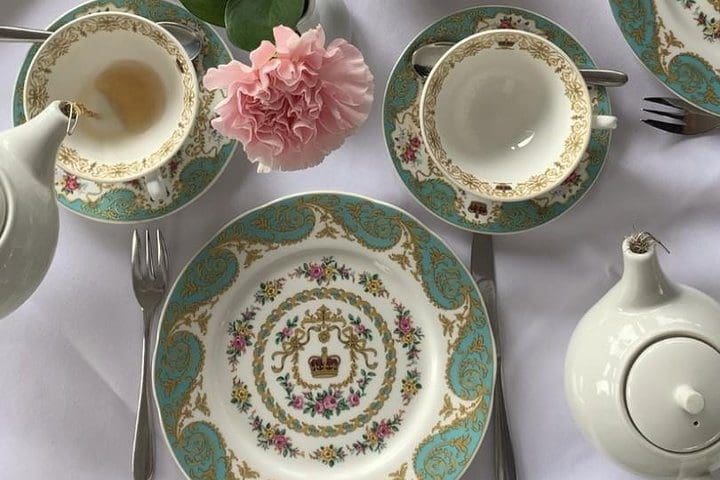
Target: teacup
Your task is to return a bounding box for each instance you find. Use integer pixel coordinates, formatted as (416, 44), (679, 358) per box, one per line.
(419, 29), (617, 202)
(23, 12), (199, 202)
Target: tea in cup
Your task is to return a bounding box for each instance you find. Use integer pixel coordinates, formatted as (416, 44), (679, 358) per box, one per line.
(24, 12), (199, 201)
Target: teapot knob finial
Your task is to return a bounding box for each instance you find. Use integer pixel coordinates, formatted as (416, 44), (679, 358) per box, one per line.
(675, 385), (705, 415)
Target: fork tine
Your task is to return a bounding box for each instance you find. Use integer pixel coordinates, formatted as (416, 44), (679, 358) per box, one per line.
(642, 108), (686, 122)
(145, 229), (155, 279)
(642, 119), (685, 135)
(644, 97), (679, 109)
(131, 229), (143, 279)
(156, 230), (168, 286)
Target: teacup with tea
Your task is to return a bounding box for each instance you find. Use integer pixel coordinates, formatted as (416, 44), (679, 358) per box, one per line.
(24, 12), (199, 201)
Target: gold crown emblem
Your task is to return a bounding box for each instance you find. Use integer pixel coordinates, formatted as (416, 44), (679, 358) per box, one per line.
(308, 347), (341, 379)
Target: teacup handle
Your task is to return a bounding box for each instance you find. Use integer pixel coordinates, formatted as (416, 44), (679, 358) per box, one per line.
(592, 115), (617, 130)
(144, 171), (170, 202)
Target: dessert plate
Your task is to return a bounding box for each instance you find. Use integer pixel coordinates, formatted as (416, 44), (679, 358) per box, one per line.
(610, 0), (720, 117)
(383, 6), (613, 234)
(12, 0), (237, 223)
(154, 192), (495, 480)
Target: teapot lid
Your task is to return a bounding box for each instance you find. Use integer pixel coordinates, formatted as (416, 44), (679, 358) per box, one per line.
(625, 337), (720, 453)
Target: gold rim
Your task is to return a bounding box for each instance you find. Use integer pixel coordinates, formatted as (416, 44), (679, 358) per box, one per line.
(24, 12), (198, 182)
(420, 30), (592, 201)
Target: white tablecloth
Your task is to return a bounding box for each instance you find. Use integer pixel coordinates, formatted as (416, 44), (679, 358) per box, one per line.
(1, 0), (719, 479)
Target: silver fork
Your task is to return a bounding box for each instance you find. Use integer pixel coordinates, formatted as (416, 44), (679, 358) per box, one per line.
(131, 229), (168, 480)
(471, 234), (517, 480)
(642, 97), (720, 135)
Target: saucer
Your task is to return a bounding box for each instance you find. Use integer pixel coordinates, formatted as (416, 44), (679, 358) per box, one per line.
(383, 6), (613, 234)
(611, 0), (720, 117)
(154, 192), (495, 480)
(12, 0), (237, 223)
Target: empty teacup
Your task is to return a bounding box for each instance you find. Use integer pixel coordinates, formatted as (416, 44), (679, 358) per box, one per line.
(23, 12), (199, 201)
(420, 29), (617, 202)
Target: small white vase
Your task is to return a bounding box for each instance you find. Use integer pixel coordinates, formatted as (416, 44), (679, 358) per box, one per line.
(296, 0), (352, 42)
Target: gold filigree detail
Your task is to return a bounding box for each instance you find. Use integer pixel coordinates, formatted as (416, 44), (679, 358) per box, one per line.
(271, 305), (378, 377)
(25, 13), (197, 181)
(388, 463), (408, 479)
(421, 30), (591, 201)
(253, 288), (397, 438)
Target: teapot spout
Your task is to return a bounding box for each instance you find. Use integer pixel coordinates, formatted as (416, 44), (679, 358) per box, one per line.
(617, 236), (678, 310)
(3, 101), (69, 184)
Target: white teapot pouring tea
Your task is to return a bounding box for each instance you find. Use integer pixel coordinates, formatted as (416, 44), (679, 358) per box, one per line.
(0, 101), (73, 319)
(566, 233), (720, 479)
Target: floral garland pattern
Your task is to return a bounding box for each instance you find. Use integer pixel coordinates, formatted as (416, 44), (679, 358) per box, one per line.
(350, 412), (404, 455)
(224, 255), (424, 465)
(289, 256), (354, 285)
(310, 444), (347, 467)
(249, 415), (301, 458)
(358, 272), (389, 297)
(231, 378), (252, 413)
(254, 278), (286, 305)
(277, 369), (376, 419)
(227, 307), (258, 370)
(677, 0), (720, 42)
(392, 300), (424, 365)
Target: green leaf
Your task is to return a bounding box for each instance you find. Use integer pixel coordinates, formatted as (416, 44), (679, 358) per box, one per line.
(225, 0), (306, 51)
(179, 0), (229, 27)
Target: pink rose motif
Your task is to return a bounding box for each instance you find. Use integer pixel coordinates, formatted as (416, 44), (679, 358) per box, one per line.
(401, 146), (417, 163)
(230, 335), (247, 352)
(272, 434), (288, 451)
(348, 392), (360, 407)
(355, 324), (366, 335)
(562, 171), (581, 186)
(500, 17), (513, 29)
(282, 326), (294, 338)
(314, 402), (325, 414)
(62, 174), (80, 193)
(308, 264), (325, 280)
(375, 421), (391, 439)
(203, 25), (374, 173)
(291, 395), (304, 409)
(398, 316), (413, 334)
(323, 394), (337, 410)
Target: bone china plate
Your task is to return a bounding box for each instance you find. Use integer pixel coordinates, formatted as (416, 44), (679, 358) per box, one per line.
(610, 0), (720, 116)
(153, 193), (495, 480)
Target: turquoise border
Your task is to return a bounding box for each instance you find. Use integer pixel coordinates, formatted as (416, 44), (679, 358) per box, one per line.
(610, 0), (720, 116)
(154, 192), (495, 480)
(383, 6), (613, 235)
(11, 0), (237, 223)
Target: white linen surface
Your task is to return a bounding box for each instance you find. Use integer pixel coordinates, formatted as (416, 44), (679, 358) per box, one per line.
(1, 0), (718, 479)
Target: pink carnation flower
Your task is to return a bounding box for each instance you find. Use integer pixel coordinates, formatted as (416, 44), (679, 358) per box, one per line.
(203, 25), (374, 172)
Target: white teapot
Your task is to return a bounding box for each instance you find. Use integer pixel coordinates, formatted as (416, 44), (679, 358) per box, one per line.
(566, 233), (720, 479)
(0, 101), (70, 319)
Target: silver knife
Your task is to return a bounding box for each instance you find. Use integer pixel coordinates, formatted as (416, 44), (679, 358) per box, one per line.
(471, 233), (517, 480)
